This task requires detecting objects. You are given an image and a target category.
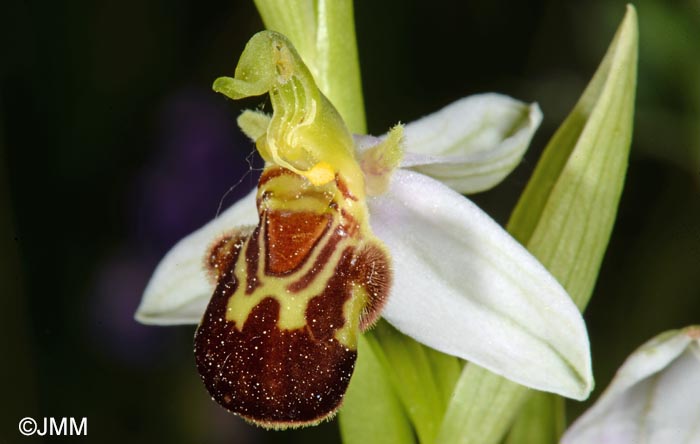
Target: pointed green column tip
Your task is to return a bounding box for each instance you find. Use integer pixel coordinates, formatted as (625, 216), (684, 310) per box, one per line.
(212, 30), (364, 191)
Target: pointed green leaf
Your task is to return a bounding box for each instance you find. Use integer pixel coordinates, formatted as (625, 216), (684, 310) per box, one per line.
(339, 335), (416, 444)
(437, 6), (638, 444)
(508, 4), (638, 310)
(505, 6), (639, 442)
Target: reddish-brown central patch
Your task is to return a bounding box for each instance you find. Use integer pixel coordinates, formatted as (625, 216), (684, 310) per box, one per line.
(265, 211), (330, 275)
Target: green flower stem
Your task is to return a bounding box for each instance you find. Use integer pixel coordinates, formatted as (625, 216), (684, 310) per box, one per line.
(436, 6), (638, 444)
(253, 0), (366, 133)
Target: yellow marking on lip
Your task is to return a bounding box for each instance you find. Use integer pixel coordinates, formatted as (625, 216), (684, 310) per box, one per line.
(222, 167), (386, 349)
(227, 217), (349, 335)
(334, 284), (368, 347)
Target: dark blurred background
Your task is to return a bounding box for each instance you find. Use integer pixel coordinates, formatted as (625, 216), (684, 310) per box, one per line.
(1, 1), (698, 443)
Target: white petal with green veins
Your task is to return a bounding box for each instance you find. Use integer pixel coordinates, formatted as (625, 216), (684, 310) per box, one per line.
(368, 169), (593, 400)
(399, 94), (542, 194)
(562, 328), (700, 444)
(135, 189), (258, 325)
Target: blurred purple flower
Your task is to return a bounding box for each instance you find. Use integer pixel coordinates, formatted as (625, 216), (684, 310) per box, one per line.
(136, 88), (260, 251)
(91, 87), (260, 365)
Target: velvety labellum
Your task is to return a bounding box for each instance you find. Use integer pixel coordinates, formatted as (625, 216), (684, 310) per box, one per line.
(194, 166), (391, 428)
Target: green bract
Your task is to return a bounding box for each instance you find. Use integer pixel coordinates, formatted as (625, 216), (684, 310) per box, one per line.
(438, 6), (638, 444)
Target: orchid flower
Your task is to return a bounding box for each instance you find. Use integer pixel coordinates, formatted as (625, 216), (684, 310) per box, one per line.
(135, 31), (592, 428)
(562, 326), (700, 444)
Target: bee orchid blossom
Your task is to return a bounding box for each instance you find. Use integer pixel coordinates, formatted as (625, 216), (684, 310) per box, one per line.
(135, 31), (592, 428)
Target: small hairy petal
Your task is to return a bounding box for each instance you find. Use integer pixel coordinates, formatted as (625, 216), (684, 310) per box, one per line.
(562, 328), (700, 444)
(399, 93), (542, 194)
(135, 189), (258, 325)
(368, 169), (593, 399)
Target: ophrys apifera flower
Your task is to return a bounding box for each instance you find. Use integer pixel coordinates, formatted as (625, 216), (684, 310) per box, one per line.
(136, 31), (593, 428)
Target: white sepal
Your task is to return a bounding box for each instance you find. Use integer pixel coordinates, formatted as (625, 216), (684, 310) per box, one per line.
(562, 327), (700, 444)
(399, 93), (542, 194)
(368, 169), (593, 399)
(135, 189), (258, 325)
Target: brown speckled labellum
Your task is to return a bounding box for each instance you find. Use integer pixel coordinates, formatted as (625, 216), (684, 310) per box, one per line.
(194, 166), (391, 428)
